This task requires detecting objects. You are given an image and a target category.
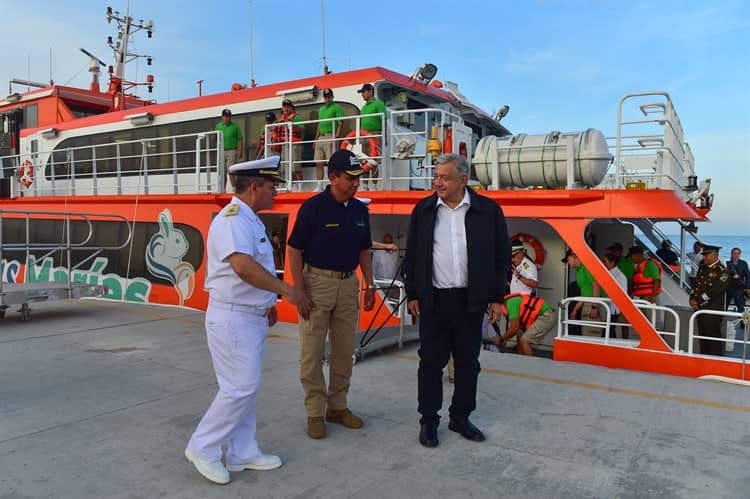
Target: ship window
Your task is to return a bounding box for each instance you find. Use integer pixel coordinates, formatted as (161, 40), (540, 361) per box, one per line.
(44, 102), (359, 180)
(24, 105), (38, 129)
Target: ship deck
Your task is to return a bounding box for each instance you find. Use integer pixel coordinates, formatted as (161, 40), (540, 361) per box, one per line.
(1, 300), (748, 499)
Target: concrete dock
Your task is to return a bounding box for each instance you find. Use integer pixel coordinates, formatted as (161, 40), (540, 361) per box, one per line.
(1, 299), (749, 498)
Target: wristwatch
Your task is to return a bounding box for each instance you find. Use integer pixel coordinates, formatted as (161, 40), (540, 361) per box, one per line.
(367, 284), (377, 290)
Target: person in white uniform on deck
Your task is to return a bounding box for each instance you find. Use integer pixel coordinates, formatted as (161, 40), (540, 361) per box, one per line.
(185, 156), (310, 485)
(509, 239), (538, 295)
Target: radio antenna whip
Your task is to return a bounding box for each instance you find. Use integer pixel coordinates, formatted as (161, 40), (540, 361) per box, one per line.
(249, 0), (256, 86)
(321, 0), (330, 74)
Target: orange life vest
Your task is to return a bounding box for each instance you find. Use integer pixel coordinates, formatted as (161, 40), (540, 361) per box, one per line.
(632, 258), (663, 296)
(278, 113), (303, 143)
(503, 293), (546, 330)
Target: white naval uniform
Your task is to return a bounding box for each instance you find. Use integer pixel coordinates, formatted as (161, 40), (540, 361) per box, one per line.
(187, 196), (277, 466)
(510, 255), (538, 295)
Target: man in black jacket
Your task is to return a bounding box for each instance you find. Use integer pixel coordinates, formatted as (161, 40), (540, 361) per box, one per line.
(403, 153), (511, 448)
(726, 247), (749, 310)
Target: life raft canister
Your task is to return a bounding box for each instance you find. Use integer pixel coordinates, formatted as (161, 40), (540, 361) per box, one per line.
(18, 159), (34, 188)
(510, 233), (545, 267)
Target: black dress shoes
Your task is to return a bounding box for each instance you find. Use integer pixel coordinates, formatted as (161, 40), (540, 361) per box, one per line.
(448, 418), (486, 442)
(419, 423), (439, 448)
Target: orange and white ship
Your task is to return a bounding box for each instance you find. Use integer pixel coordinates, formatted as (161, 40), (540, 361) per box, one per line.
(1, 9), (745, 383)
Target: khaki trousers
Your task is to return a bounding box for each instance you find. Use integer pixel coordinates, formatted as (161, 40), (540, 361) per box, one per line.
(581, 302), (600, 337)
(299, 271), (359, 417)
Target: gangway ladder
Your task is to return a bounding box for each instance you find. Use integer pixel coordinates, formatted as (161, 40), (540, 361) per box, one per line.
(0, 209), (133, 321)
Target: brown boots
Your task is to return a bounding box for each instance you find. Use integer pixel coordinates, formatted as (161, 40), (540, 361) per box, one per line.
(307, 409), (363, 438)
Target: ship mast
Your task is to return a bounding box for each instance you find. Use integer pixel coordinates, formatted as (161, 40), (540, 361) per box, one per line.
(105, 6), (155, 111)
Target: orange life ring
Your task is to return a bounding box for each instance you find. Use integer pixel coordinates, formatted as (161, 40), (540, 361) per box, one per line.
(19, 160), (34, 188)
(340, 130), (380, 158)
(511, 233), (545, 267)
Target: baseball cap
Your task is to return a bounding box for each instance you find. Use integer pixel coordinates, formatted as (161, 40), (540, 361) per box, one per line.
(281, 98), (294, 107)
(627, 245), (644, 256)
(322, 88), (334, 97)
(221, 108), (232, 117)
(328, 150), (365, 176)
(264, 111), (276, 122)
(561, 248), (575, 264)
(357, 83), (374, 93)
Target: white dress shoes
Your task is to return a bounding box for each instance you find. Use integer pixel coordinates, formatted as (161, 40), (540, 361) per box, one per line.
(227, 453), (283, 472)
(184, 447), (230, 485)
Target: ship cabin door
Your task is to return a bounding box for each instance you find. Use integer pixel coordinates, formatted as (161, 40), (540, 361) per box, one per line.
(0, 109), (22, 198)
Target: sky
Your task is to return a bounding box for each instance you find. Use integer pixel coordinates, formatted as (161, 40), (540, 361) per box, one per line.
(1, 0), (748, 235)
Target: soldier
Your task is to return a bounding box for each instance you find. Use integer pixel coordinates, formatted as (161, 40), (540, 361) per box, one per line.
(689, 245), (729, 356)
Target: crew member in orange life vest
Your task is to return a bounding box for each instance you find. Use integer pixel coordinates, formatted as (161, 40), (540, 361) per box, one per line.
(628, 246), (662, 303)
(494, 294), (556, 356)
(277, 99), (305, 183)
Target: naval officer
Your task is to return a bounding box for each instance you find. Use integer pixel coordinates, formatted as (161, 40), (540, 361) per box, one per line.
(185, 156), (310, 485)
(689, 244), (729, 356)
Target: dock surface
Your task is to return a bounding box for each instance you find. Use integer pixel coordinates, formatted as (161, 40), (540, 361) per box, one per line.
(1, 299), (748, 499)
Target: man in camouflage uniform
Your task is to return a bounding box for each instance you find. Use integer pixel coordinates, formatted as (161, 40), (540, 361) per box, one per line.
(689, 245), (729, 356)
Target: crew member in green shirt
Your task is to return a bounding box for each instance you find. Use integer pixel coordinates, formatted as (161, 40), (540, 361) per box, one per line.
(314, 88), (344, 190)
(357, 83), (387, 190)
(495, 294), (557, 356)
(215, 109), (243, 188)
(562, 249), (606, 337)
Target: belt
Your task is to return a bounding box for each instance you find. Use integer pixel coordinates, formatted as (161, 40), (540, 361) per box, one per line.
(433, 287), (467, 296)
(209, 298), (272, 316)
(305, 264), (354, 279)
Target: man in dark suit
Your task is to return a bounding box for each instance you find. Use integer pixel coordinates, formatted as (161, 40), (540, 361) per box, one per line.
(403, 153), (511, 448)
(726, 247), (750, 311)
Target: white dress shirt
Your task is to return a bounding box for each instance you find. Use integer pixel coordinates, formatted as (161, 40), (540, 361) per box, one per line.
(372, 250), (400, 281)
(204, 196), (277, 309)
(510, 255), (538, 294)
(432, 189), (470, 288)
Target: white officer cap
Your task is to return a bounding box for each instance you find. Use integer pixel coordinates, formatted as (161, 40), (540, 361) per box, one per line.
(228, 156), (285, 182)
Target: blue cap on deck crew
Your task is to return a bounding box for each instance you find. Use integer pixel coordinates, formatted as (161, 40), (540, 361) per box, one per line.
(328, 150), (365, 176)
(228, 156), (285, 182)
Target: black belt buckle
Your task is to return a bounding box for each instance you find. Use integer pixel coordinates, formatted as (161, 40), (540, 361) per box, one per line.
(342, 271), (353, 279)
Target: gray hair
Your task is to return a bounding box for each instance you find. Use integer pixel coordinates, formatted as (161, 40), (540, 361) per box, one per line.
(435, 153), (469, 178)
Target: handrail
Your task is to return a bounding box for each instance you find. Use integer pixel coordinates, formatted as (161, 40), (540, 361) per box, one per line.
(0, 208), (133, 296)
(1, 130), (224, 197)
(558, 296), (680, 349)
(687, 309), (745, 355)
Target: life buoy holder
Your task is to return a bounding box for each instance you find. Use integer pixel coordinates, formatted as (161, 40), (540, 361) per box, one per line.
(19, 160), (34, 188)
(511, 232), (545, 267)
(340, 130), (380, 157)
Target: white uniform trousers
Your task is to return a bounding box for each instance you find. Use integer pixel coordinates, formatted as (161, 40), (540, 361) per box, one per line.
(187, 305), (269, 464)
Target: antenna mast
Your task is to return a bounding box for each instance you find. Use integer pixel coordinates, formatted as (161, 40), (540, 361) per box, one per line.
(105, 6), (155, 111)
(321, 0), (330, 75)
(249, 0), (256, 87)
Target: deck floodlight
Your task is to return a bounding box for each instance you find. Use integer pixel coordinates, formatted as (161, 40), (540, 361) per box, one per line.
(125, 112), (153, 126)
(416, 63), (438, 83)
(6, 93), (21, 103)
(496, 105), (510, 121)
(40, 127), (58, 139)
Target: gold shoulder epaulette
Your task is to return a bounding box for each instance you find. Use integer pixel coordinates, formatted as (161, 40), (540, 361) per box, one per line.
(224, 204), (239, 217)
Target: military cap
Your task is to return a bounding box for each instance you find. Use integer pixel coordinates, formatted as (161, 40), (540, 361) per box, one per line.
(701, 244), (721, 255)
(511, 239), (525, 255)
(228, 156), (285, 182)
